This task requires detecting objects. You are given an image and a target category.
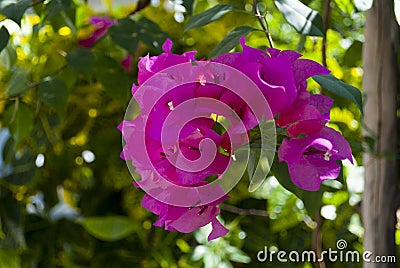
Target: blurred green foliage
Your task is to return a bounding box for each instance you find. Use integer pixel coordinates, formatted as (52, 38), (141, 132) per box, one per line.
(0, 0), (383, 267)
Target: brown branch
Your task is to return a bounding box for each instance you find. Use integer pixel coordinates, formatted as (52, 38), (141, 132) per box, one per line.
(311, 211), (326, 268)
(219, 203), (269, 217)
(253, 0), (274, 48)
(28, 65), (67, 89)
(0, 65), (67, 102)
(129, 0), (151, 15)
(320, 0), (331, 95)
(321, 0), (331, 68)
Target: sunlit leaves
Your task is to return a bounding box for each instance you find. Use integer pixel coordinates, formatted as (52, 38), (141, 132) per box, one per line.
(313, 74), (363, 114)
(274, 0), (324, 36)
(0, 0), (31, 25)
(38, 77), (69, 116)
(209, 26), (255, 58)
(4, 102), (34, 145)
(334, 0), (356, 14)
(0, 250), (20, 268)
(0, 26), (9, 53)
(79, 216), (136, 242)
(184, 4), (240, 32)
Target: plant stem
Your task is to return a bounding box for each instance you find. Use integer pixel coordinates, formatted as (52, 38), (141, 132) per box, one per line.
(322, 0), (331, 68)
(312, 211), (326, 268)
(253, 0), (274, 48)
(219, 203), (269, 217)
(28, 65), (67, 89)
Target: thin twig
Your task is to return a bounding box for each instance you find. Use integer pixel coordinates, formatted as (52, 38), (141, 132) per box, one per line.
(312, 211), (326, 268)
(129, 0), (151, 15)
(1, 65), (67, 102)
(322, 0), (331, 68)
(253, 0), (274, 48)
(219, 203), (269, 217)
(28, 65), (67, 89)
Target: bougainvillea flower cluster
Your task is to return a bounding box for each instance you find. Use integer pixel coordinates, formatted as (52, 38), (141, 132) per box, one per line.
(119, 38), (353, 240)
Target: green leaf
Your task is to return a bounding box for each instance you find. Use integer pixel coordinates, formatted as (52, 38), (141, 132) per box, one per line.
(300, 190), (324, 219)
(109, 18), (139, 55)
(95, 55), (130, 103)
(184, 4), (240, 32)
(110, 17), (168, 55)
(0, 26), (10, 53)
(343, 40), (362, 67)
(4, 102), (34, 145)
(43, 0), (76, 34)
(2, 134), (15, 165)
(47, 8), (76, 34)
(0, 191), (26, 249)
(4, 147), (35, 185)
(5, 68), (30, 97)
(182, 0), (195, 15)
(271, 160), (301, 197)
(0, 42), (17, 69)
(271, 161), (323, 218)
(66, 48), (95, 77)
(137, 17), (168, 54)
(44, 0), (72, 19)
(248, 120), (276, 192)
(247, 148), (258, 180)
(209, 26), (254, 58)
(312, 74), (363, 114)
(0, 0), (31, 25)
(79, 216), (136, 242)
(274, 0), (323, 36)
(38, 77), (69, 116)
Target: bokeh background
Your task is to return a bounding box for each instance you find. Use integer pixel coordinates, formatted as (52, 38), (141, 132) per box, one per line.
(0, 0), (398, 267)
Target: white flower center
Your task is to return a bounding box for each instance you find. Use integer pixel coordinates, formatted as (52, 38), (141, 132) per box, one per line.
(324, 150), (332, 161)
(168, 101), (174, 110)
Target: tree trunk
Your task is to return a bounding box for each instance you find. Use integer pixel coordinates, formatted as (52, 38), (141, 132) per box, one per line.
(362, 0), (399, 267)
